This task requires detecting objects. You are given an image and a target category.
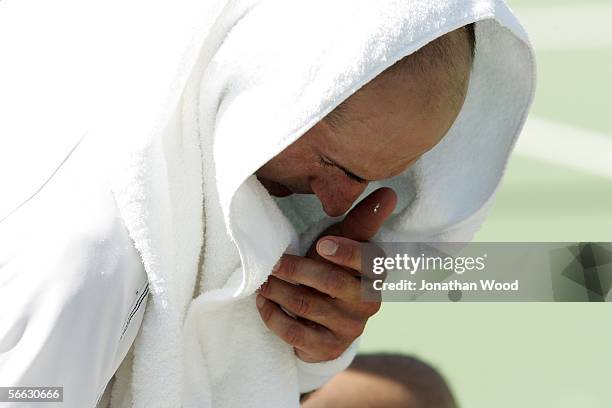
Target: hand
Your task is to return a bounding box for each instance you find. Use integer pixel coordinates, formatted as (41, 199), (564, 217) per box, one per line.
(256, 187), (397, 363)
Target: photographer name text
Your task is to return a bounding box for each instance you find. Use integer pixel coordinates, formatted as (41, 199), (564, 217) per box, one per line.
(372, 279), (520, 292)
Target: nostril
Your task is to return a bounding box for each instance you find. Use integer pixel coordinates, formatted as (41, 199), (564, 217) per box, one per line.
(324, 206), (347, 217)
(322, 199), (354, 217)
(311, 177), (366, 217)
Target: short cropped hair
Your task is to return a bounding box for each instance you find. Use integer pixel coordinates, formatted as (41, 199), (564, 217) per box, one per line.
(325, 23), (476, 129)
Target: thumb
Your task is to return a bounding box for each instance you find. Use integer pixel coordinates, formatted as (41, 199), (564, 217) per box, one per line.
(334, 187), (398, 242)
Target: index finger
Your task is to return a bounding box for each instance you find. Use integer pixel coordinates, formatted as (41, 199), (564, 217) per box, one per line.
(316, 236), (387, 280)
(315, 236), (362, 273)
(272, 254), (361, 301)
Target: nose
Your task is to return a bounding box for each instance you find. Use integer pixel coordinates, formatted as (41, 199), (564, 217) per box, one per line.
(309, 176), (368, 217)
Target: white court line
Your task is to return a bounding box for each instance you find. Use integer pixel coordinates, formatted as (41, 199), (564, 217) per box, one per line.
(513, 4), (612, 50)
(514, 116), (612, 180)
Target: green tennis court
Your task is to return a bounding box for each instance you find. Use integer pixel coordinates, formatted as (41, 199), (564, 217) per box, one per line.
(360, 1), (612, 406)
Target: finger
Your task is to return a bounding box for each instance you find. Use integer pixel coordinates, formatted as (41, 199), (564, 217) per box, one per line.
(336, 187), (397, 241)
(315, 236), (389, 281)
(272, 254), (361, 301)
(360, 241), (390, 281)
(315, 236), (362, 273)
(259, 276), (358, 333)
(256, 295), (343, 361)
(305, 188), (398, 262)
(294, 341), (347, 364)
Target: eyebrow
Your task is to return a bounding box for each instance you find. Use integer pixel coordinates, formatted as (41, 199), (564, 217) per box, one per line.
(321, 155), (369, 184)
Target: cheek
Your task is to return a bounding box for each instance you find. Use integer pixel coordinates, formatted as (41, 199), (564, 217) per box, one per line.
(278, 144), (319, 174)
(257, 151), (308, 179)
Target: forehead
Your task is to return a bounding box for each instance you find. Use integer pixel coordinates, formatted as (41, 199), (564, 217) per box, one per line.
(321, 71), (460, 180)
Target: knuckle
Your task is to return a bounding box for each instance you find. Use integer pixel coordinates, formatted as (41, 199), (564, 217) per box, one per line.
(363, 300), (382, 316)
(339, 317), (365, 339)
(259, 280), (270, 296)
(367, 288), (383, 304)
(282, 256), (298, 280)
(348, 319), (366, 338)
(260, 302), (274, 324)
(341, 242), (358, 265)
(325, 343), (345, 361)
(324, 267), (346, 295)
(358, 301), (381, 317)
(284, 323), (305, 348)
(289, 293), (311, 317)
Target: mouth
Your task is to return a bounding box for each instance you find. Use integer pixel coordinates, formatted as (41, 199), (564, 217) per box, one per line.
(256, 176), (294, 197)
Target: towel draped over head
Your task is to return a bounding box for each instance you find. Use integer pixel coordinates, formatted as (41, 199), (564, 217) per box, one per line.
(0, 0), (535, 406)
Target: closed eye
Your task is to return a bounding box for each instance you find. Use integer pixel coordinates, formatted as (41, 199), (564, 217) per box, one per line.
(318, 156), (334, 168)
(318, 155), (367, 184)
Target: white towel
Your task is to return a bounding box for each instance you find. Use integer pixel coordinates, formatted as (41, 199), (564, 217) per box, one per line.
(0, 0), (535, 407)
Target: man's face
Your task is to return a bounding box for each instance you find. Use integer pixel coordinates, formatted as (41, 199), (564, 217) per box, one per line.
(255, 68), (468, 217)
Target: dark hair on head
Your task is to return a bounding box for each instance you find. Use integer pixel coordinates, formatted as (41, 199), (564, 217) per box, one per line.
(325, 23), (477, 130)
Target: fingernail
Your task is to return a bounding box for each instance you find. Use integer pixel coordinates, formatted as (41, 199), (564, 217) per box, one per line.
(256, 294), (265, 309)
(318, 239), (338, 256)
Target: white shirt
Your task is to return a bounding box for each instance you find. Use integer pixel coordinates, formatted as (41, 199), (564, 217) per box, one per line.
(0, 137), (149, 407)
